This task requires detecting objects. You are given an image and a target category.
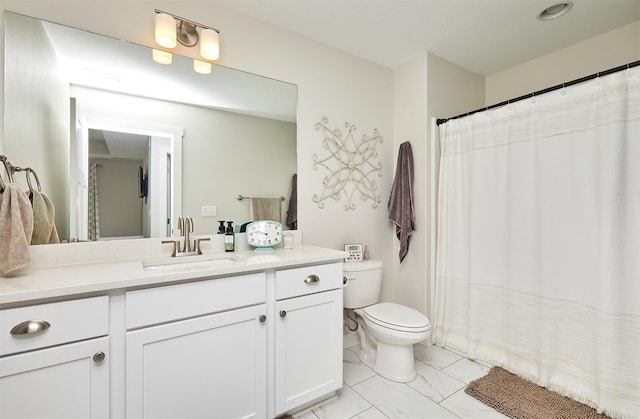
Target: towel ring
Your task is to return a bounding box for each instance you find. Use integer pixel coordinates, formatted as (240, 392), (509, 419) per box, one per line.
(0, 158), (10, 192)
(25, 167), (42, 194)
(1, 156), (13, 183)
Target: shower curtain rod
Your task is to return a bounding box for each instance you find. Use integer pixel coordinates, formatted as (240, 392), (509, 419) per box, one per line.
(436, 59), (640, 126)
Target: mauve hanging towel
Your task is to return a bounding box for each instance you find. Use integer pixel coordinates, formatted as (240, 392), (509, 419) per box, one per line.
(388, 141), (415, 262)
(285, 174), (297, 229)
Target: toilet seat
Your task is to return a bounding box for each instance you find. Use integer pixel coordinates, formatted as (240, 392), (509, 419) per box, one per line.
(363, 302), (430, 333)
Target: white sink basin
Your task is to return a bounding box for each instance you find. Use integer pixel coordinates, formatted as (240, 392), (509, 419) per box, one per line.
(142, 254), (243, 272)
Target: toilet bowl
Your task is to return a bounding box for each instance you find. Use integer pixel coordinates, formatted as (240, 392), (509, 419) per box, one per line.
(354, 302), (430, 382)
(343, 261), (431, 382)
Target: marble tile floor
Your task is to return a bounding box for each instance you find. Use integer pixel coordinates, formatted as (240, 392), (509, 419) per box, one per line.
(295, 343), (510, 419)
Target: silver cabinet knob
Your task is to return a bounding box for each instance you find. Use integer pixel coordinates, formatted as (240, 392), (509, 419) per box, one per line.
(279, 310), (287, 318)
(259, 315), (267, 323)
(304, 274), (320, 284)
(10, 320), (51, 335)
(92, 351), (106, 363)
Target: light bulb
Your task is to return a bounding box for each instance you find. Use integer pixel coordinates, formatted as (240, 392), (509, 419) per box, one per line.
(155, 13), (176, 48)
(152, 49), (172, 65)
(200, 29), (220, 60)
(194, 59), (211, 74)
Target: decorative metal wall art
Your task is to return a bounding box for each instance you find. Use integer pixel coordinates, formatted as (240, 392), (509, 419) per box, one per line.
(312, 117), (383, 210)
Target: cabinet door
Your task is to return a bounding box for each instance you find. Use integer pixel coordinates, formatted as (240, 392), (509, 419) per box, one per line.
(274, 289), (343, 415)
(0, 336), (110, 419)
(126, 304), (267, 419)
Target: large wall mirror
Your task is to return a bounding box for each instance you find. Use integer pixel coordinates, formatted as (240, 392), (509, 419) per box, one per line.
(3, 11), (297, 244)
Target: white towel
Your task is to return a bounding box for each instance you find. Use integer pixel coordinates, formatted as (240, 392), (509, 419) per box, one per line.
(250, 197), (282, 223)
(0, 183), (34, 275)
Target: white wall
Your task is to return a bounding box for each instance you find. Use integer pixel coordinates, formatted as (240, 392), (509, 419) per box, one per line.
(391, 53), (484, 317)
(0, 1), (394, 254)
(486, 20), (640, 105)
(389, 54), (428, 308)
(3, 11), (70, 237)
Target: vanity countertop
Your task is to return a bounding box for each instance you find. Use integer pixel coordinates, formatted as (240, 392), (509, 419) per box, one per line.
(0, 244), (347, 307)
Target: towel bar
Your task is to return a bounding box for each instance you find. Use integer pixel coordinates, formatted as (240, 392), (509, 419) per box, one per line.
(237, 195), (285, 201)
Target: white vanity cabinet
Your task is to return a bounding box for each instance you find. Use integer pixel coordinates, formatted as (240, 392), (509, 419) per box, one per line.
(125, 273), (268, 419)
(0, 245), (346, 419)
(273, 263), (343, 415)
(0, 296), (110, 419)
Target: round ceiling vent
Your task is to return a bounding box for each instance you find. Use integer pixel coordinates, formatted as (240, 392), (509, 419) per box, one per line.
(537, 2), (574, 21)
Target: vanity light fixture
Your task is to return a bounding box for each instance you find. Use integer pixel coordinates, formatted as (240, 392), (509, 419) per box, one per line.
(154, 9), (220, 73)
(152, 49), (173, 65)
(194, 60), (212, 74)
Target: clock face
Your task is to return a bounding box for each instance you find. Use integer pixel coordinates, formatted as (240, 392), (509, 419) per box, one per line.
(246, 220), (283, 249)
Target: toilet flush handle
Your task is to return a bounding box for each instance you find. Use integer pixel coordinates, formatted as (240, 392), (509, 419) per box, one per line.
(343, 274), (355, 285)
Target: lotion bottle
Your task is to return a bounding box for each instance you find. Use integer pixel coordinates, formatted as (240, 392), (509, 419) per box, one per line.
(225, 221), (235, 252)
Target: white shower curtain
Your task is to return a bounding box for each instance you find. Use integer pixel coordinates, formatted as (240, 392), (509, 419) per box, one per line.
(433, 68), (639, 418)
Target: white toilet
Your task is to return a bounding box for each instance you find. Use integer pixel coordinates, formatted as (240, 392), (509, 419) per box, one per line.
(343, 260), (431, 382)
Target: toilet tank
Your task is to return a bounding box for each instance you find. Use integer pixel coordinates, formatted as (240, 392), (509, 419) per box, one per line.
(343, 260), (383, 309)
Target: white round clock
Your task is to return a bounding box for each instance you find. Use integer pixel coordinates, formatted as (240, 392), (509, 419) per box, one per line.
(246, 220), (283, 250)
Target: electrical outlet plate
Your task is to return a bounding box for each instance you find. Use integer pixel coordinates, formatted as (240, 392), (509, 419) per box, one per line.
(201, 206), (217, 217)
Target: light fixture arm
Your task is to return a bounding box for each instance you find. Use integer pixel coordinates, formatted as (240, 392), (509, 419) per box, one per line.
(155, 9), (220, 34)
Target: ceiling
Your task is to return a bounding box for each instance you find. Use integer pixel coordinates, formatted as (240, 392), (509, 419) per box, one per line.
(211, 0), (640, 75)
(89, 129), (149, 161)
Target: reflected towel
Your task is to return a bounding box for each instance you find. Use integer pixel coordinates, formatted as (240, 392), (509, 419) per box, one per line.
(0, 183), (34, 275)
(250, 197), (282, 223)
(31, 191), (60, 245)
(286, 174), (297, 229)
(388, 142), (415, 262)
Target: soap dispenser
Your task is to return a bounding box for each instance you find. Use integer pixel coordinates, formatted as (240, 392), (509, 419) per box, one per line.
(225, 221), (235, 252)
(218, 221), (226, 234)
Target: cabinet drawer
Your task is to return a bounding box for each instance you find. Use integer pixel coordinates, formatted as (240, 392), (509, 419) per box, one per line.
(0, 296), (109, 356)
(126, 272), (266, 329)
(275, 263), (343, 300)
